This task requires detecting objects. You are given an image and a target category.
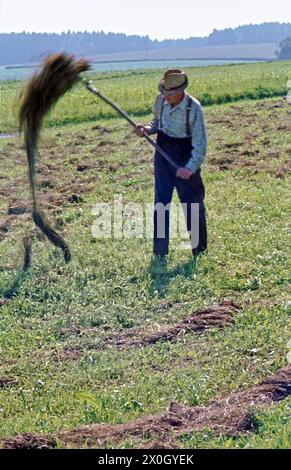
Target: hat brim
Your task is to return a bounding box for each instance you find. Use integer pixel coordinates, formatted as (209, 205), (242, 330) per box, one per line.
(158, 77), (188, 96)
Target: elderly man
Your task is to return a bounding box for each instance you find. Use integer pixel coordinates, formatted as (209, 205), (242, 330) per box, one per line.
(135, 69), (207, 260)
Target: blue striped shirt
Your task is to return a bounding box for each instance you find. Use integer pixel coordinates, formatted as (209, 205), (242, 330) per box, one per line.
(146, 92), (207, 173)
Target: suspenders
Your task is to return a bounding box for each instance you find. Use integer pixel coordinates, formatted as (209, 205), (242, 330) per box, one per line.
(185, 96), (192, 138)
(159, 97), (166, 130)
(159, 95), (192, 137)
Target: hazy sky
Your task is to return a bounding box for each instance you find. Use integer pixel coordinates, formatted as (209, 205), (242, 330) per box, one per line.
(0, 0), (290, 39)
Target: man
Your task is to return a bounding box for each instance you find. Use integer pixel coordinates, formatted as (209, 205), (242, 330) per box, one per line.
(135, 69), (207, 260)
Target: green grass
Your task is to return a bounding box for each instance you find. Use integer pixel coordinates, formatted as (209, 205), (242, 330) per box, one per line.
(0, 60), (290, 132)
(0, 62), (290, 448)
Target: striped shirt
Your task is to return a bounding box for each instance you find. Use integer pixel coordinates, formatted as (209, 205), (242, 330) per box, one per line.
(146, 92), (207, 173)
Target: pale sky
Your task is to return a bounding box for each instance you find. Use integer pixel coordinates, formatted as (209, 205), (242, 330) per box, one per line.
(0, 0), (290, 39)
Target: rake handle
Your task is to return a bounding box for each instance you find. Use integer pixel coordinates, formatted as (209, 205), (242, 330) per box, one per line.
(85, 81), (179, 171)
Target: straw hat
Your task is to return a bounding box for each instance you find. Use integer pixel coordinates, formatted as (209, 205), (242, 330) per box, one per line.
(158, 69), (188, 96)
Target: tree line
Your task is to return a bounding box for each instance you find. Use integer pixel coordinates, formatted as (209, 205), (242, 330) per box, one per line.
(0, 22), (291, 65)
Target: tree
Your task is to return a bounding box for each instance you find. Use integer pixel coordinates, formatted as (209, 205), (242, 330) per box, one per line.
(276, 37), (291, 59)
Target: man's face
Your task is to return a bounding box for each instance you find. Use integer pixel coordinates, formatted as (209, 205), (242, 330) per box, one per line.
(164, 91), (185, 106)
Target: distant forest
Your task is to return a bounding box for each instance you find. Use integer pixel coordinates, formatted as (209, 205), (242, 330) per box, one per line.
(1, 22), (291, 65)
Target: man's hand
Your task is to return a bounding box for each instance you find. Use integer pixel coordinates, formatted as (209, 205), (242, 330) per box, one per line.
(134, 124), (149, 137)
(176, 167), (194, 180)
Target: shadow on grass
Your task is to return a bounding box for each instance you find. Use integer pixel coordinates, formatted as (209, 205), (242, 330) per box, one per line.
(148, 256), (198, 298)
(0, 237), (32, 300)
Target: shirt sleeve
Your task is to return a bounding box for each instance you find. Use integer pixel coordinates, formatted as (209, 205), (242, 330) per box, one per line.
(185, 103), (207, 173)
(146, 94), (161, 135)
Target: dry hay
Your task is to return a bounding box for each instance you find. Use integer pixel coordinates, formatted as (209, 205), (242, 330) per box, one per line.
(2, 365), (290, 449)
(21, 236), (32, 271)
(0, 233), (32, 273)
(91, 124), (112, 134)
(222, 141), (244, 149)
(19, 53), (90, 263)
(0, 218), (10, 240)
(56, 300), (240, 362)
(275, 162), (291, 179)
(91, 300), (240, 351)
(207, 97), (290, 175)
(0, 376), (18, 388)
(57, 346), (84, 362)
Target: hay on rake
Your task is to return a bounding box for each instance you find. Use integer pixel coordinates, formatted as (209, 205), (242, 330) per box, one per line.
(19, 53), (90, 263)
(22, 236), (32, 271)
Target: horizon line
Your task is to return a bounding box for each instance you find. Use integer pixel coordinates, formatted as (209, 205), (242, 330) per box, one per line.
(0, 20), (290, 41)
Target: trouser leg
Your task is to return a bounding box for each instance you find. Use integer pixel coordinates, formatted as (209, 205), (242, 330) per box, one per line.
(153, 155), (175, 257)
(175, 171), (207, 255)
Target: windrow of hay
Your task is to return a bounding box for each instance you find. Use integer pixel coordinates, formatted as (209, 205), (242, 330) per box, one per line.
(58, 300), (240, 359)
(2, 365), (290, 449)
(103, 300), (240, 349)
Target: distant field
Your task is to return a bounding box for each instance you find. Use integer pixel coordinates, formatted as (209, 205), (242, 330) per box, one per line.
(90, 42), (278, 62)
(0, 59), (259, 83)
(0, 60), (290, 133)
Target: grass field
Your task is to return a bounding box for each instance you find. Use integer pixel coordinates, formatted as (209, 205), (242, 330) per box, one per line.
(0, 60), (290, 449)
(0, 60), (290, 133)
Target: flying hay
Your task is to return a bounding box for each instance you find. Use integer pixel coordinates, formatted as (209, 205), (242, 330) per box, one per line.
(19, 53), (90, 262)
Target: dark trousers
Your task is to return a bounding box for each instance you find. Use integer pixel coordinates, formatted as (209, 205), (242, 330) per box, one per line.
(154, 132), (207, 257)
